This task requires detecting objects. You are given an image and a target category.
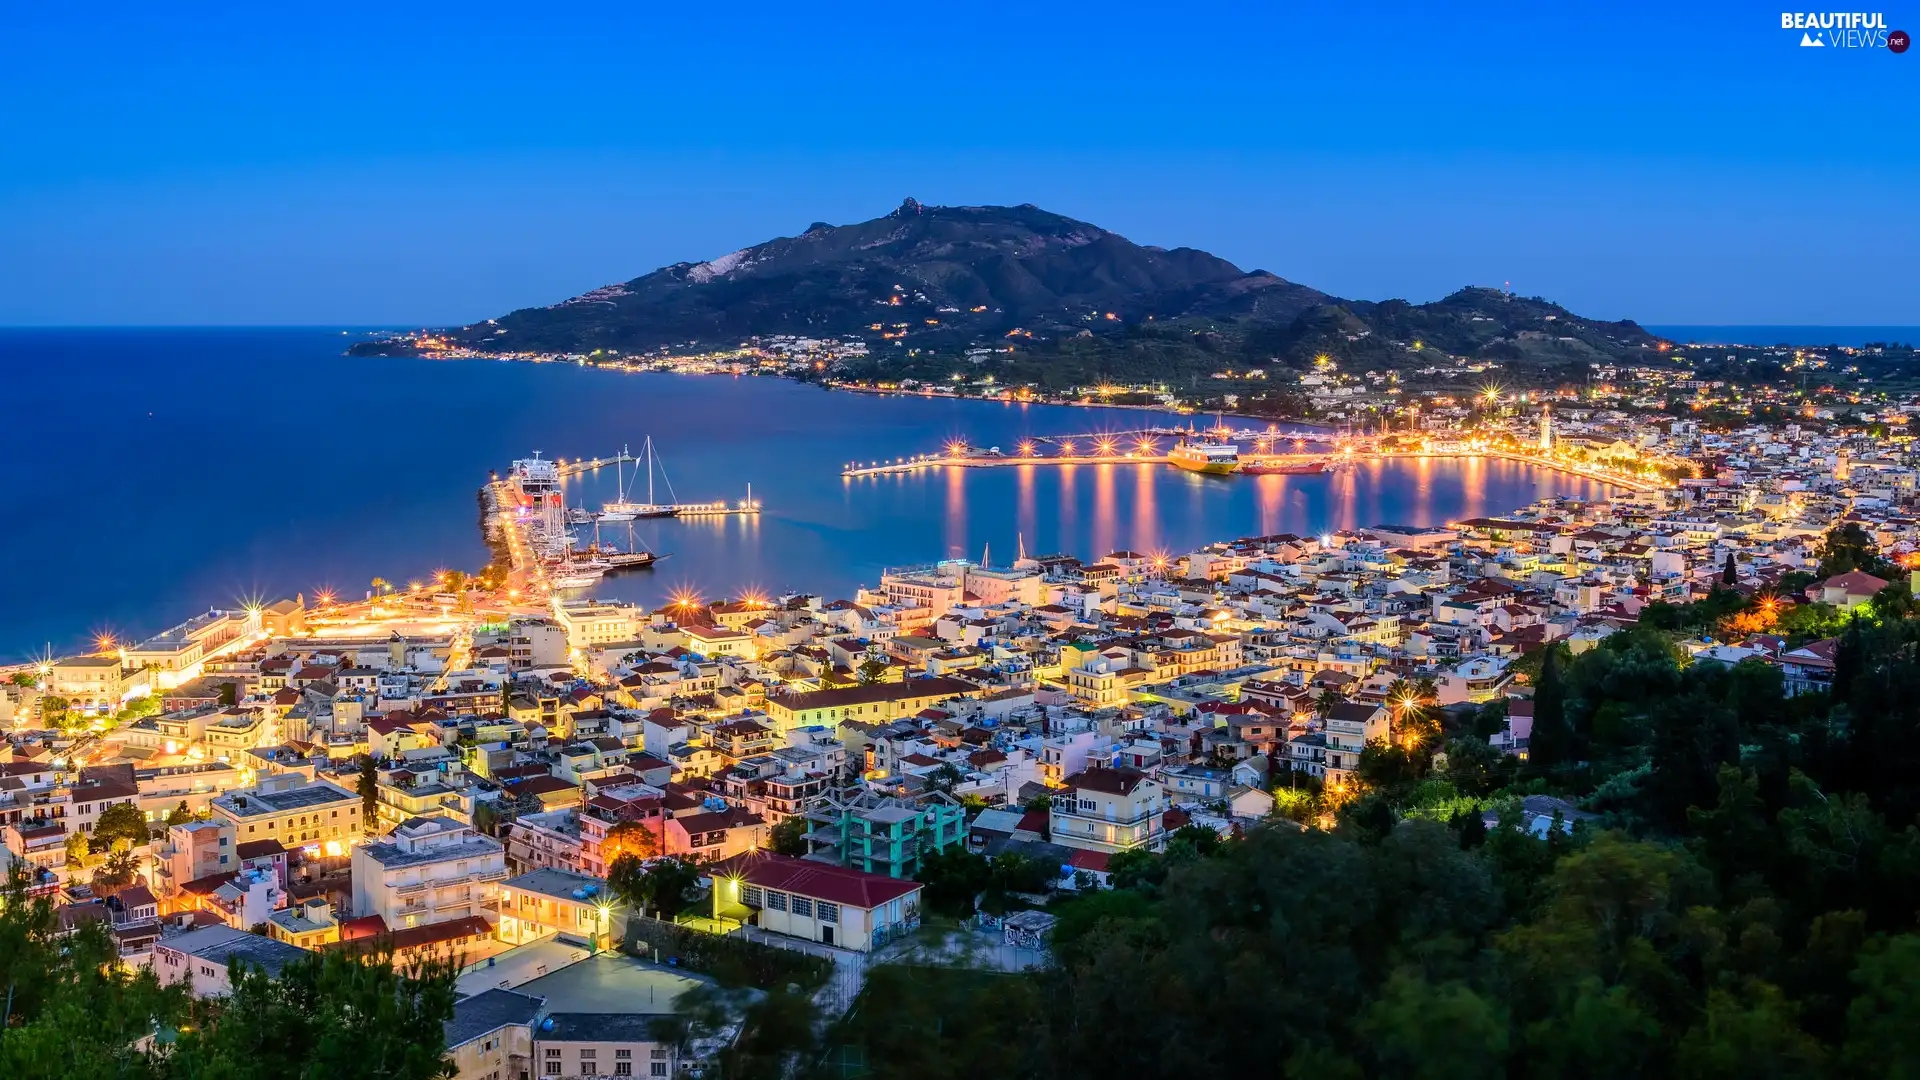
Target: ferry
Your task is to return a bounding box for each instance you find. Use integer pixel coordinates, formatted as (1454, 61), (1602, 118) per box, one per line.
(511, 452), (559, 496)
(1241, 458), (1330, 475)
(1168, 438), (1241, 475)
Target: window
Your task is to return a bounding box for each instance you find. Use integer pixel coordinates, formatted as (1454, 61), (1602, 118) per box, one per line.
(546, 1049), (562, 1059)
(764, 891), (787, 911)
(650, 1064), (668, 1077)
(581, 1050), (596, 1059)
(616, 1050), (632, 1060)
(790, 896), (813, 918)
(543, 1065), (561, 1077)
(651, 1048), (667, 1060)
(817, 901), (839, 924)
(615, 1066), (632, 1076)
(742, 885), (764, 907)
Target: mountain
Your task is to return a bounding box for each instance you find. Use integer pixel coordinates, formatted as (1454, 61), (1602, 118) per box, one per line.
(354, 199), (1664, 381)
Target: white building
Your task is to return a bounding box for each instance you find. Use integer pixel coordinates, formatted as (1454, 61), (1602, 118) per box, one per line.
(153, 925), (309, 997)
(709, 852), (922, 953)
(350, 815), (508, 931)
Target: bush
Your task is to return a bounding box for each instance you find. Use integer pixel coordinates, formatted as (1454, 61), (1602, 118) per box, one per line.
(624, 916), (832, 991)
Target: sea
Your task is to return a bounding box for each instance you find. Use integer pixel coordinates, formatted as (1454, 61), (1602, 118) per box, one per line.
(0, 327), (1637, 658)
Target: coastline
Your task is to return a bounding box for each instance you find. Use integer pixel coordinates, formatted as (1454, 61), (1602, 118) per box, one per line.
(357, 343), (1337, 433)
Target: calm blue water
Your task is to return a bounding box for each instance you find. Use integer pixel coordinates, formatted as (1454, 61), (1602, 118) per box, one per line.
(1647, 325), (1920, 347)
(0, 328), (1622, 657)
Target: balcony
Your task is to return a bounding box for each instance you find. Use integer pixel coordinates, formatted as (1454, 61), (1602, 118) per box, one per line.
(1049, 800), (1161, 827)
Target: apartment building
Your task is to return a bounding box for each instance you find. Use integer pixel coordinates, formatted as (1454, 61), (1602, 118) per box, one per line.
(1048, 767), (1168, 855)
(209, 775), (362, 854)
(351, 815), (507, 931)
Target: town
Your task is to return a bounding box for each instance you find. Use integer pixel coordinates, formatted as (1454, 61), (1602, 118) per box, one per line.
(2, 403), (1911, 1078)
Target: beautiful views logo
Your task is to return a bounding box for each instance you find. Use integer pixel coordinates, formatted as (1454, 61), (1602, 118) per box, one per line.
(1781, 11), (1907, 48)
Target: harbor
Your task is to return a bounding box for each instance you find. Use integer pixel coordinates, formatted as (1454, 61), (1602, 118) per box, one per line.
(485, 441), (763, 597)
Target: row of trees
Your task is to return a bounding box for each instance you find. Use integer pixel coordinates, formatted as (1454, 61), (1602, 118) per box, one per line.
(0, 872), (458, 1079)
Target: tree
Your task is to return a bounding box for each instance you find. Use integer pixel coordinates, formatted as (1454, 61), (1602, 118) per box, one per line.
(856, 657), (889, 685)
(1722, 551), (1738, 586)
(357, 754), (380, 822)
(1529, 646), (1572, 771)
(166, 946), (460, 1080)
(917, 845), (991, 916)
(115, 693), (161, 723)
(767, 815), (808, 857)
(604, 817), (664, 863)
(925, 762), (965, 795)
(609, 854), (701, 919)
(38, 694), (70, 728)
(165, 800), (194, 826)
(90, 848), (139, 898)
(216, 680), (238, 706)
(90, 801), (151, 853)
(1817, 521), (1890, 578)
(8, 671), (37, 687)
(64, 829), (90, 865)
(1315, 687), (1345, 718)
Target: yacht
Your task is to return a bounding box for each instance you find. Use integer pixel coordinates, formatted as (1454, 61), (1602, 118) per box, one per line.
(602, 437), (680, 520)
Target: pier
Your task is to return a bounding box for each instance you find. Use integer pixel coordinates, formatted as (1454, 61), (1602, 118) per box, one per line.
(841, 433), (1664, 492)
(553, 452), (636, 478)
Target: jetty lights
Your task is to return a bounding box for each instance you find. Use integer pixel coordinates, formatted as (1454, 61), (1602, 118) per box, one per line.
(1135, 438), (1156, 454)
(1059, 440), (1076, 455)
(1018, 440), (1037, 456)
(945, 440), (967, 458)
(1095, 438), (1117, 456)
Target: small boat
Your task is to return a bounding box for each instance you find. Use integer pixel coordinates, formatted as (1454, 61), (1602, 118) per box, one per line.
(1241, 459), (1330, 475)
(550, 572), (600, 589)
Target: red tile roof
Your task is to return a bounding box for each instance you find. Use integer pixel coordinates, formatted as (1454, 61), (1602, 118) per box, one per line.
(714, 851), (920, 910)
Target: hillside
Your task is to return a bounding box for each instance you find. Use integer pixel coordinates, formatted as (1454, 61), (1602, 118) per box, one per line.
(352, 199), (1665, 383)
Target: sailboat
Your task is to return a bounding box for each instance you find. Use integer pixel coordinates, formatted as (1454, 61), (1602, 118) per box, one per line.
(602, 437), (679, 519)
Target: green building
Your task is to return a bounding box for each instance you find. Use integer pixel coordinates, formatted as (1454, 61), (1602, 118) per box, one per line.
(803, 789), (967, 879)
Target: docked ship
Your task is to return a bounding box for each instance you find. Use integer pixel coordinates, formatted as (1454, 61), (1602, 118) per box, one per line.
(511, 452), (559, 497)
(1241, 458), (1331, 475)
(1168, 438), (1241, 475)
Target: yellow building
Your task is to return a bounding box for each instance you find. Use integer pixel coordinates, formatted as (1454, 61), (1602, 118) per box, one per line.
(763, 677), (979, 733)
(496, 867), (619, 949)
(209, 775), (363, 854)
(265, 896), (341, 949)
(1049, 768), (1168, 855)
(48, 656), (133, 712)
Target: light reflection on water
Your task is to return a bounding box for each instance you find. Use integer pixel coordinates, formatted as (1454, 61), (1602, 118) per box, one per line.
(0, 327), (1626, 650)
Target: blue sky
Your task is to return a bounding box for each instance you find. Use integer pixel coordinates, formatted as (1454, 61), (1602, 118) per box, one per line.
(2, 1), (1914, 325)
